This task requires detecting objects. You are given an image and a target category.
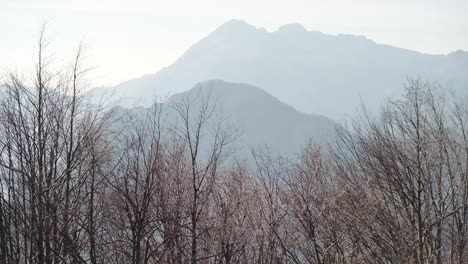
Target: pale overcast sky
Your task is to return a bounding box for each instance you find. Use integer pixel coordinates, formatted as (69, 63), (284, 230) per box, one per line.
(1, 0), (467, 86)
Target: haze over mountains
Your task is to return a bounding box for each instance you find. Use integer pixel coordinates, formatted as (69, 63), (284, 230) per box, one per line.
(113, 80), (336, 158)
(101, 19), (468, 120)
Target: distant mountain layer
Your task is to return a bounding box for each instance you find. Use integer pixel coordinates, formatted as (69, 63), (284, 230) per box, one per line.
(115, 80), (337, 158)
(100, 19), (468, 119)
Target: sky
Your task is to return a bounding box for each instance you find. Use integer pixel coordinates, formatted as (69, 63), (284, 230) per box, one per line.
(1, 0), (467, 86)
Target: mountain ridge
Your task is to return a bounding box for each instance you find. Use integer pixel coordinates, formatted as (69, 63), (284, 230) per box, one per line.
(98, 19), (468, 119)
(113, 79), (336, 158)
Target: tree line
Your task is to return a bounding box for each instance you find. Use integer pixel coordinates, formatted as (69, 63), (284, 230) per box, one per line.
(0, 29), (467, 264)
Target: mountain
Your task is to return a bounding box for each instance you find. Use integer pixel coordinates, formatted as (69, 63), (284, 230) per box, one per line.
(115, 80), (337, 158)
(101, 19), (468, 119)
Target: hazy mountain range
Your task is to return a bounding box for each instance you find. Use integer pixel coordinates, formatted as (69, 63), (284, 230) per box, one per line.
(4, 19), (467, 157)
(112, 80), (336, 158)
(99, 19), (468, 119)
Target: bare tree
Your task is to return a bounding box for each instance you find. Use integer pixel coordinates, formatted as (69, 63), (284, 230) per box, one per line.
(105, 105), (166, 264)
(211, 162), (254, 263)
(0, 25), (110, 264)
(172, 87), (234, 264)
(282, 143), (348, 264)
(332, 80), (468, 264)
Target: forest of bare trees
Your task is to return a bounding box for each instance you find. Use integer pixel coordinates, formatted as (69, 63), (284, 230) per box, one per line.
(1, 31), (468, 264)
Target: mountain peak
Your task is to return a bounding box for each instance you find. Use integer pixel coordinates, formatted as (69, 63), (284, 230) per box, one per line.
(178, 80), (271, 101)
(221, 19), (251, 28)
(213, 19), (259, 35)
(276, 23), (308, 34)
(160, 80), (337, 158)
